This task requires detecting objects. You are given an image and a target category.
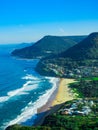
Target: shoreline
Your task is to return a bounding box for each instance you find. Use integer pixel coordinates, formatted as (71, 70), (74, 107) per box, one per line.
(34, 78), (60, 125)
(35, 78), (76, 125)
(52, 78), (75, 106)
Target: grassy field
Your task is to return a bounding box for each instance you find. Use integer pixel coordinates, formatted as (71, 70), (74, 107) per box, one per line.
(82, 77), (98, 81)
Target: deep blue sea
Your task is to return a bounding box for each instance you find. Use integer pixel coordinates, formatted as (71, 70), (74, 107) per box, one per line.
(0, 44), (58, 130)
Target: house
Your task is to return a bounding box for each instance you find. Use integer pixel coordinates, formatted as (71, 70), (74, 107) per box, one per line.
(60, 99), (94, 116)
(61, 108), (73, 115)
(70, 103), (77, 109)
(82, 106), (91, 115)
(89, 100), (94, 107)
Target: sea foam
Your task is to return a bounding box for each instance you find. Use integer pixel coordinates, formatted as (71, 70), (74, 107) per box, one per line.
(5, 77), (59, 128)
(0, 75), (40, 103)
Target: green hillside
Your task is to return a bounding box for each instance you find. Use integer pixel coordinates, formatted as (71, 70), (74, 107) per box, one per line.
(60, 32), (98, 60)
(11, 35), (86, 59)
(36, 33), (98, 78)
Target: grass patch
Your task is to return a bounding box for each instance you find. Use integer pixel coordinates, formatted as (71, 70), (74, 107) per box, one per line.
(80, 77), (98, 81)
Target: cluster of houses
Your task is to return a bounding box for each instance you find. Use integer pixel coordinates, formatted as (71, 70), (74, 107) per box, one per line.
(43, 63), (64, 76)
(60, 99), (97, 116)
(43, 61), (98, 78)
(65, 66), (98, 78)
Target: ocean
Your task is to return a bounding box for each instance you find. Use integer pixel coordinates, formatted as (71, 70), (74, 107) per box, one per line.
(0, 44), (58, 130)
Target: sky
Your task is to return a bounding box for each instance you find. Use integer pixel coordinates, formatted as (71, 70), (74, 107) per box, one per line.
(0, 0), (98, 44)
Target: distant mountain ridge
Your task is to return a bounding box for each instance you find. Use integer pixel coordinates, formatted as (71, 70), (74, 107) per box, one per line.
(11, 35), (86, 59)
(59, 32), (98, 60)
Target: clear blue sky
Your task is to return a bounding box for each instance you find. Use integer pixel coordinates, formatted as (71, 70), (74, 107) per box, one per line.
(0, 0), (98, 43)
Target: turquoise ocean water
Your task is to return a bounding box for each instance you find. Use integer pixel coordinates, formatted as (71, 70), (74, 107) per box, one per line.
(0, 44), (58, 130)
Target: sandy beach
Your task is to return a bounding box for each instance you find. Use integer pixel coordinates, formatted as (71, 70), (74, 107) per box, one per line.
(36, 78), (76, 125)
(52, 78), (75, 106)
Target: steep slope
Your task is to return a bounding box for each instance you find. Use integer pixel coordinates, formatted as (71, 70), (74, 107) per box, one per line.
(11, 35), (86, 59)
(36, 32), (98, 77)
(60, 32), (98, 60)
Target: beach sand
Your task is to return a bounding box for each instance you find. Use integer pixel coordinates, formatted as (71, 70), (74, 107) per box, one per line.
(52, 78), (75, 106)
(35, 78), (76, 125)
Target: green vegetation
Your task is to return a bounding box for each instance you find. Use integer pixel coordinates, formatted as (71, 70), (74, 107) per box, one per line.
(69, 79), (98, 98)
(60, 32), (98, 60)
(83, 77), (98, 81)
(6, 124), (65, 130)
(11, 35), (86, 59)
(36, 58), (98, 78)
(6, 79), (98, 130)
(42, 114), (98, 130)
(36, 32), (98, 78)
(9, 32), (98, 130)
(6, 98), (98, 130)
(92, 77), (98, 80)
(41, 98), (98, 130)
